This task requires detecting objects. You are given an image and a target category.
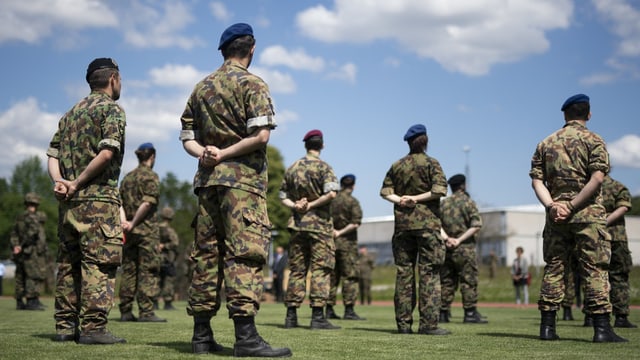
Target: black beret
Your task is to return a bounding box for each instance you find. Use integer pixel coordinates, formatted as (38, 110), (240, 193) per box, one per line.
(218, 23), (253, 50)
(403, 124), (427, 141)
(561, 94), (589, 111)
(86, 58), (119, 83)
(447, 174), (466, 187)
(340, 174), (356, 185)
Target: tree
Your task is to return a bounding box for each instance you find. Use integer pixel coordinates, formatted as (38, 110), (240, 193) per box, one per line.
(630, 196), (640, 216)
(266, 145), (290, 248)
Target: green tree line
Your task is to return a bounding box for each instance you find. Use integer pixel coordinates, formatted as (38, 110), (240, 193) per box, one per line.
(0, 146), (291, 261)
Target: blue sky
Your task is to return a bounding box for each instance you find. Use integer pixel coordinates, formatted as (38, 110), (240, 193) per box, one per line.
(0, 0), (639, 218)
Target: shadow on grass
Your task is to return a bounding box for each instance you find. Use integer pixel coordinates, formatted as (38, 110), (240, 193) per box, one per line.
(149, 341), (234, 355)
(476, 332), (592, 343)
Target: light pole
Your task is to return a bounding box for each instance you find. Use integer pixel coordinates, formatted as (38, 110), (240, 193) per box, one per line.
(463, 145), (471, 192)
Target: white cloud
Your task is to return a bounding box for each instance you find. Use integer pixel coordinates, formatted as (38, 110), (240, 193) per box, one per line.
(593, 0), (640, 57)
(327, 62), (357, 84)
(148, 64), (209, 89)
(608, 134), (640, 168)
(259, 46), (325, 72)
(0, 0), (118, 44)
(210, 2), (232, 22)
(251, 66), (297, 94)
(122, 1), (204, 50)
(296, 0), (573, 76)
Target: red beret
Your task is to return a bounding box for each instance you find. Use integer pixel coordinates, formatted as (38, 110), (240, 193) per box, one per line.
(303, 129), (323, 142)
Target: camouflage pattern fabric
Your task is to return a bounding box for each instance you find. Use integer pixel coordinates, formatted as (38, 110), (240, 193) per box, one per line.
(602, 175), (633, 316)
(439, 190), (482, 310)
(10, 209), (46, 299)
(328, 190), (362, 306)
(180, 58), (276, 320)
(47, 89), (125, 336)
(380, 153), (447, 231)
(380, 151), (447, 332)
(358, 252), (375, 305)
(187, 186), (270, 317)
(159, 220), (180, 302)
(562, 251), (578, 308)
(530, 120), (611, 315)
(118, 164), (160, 317)
(280, 154), (339, 235)
(55, 201), (123, 335)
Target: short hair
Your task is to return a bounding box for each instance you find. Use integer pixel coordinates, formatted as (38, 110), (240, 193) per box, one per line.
(304, 136), (323, 151)
(135, 146), (156, 162)
(88, 68), (119, 91)
(221, 35), (255, 59)
(563, 102), (590, 121)
(408, 134), (428, 154)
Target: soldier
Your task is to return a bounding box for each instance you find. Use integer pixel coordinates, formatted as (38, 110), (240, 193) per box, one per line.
(281, 129), (340, 331)
(180, 23), (291, 357)
(47, 57), (126, 344)
(118, 142), (166, 323)
(357, 246), (375, 305)
(601, 174), (636, 328)
(10, 193), (47, 311)
(439, 174), (487, 324)
(530, 93), (626, 342)
(158, 206), (180, 310)
(327, 174), (365, 320)
(380, 124), (449, 335)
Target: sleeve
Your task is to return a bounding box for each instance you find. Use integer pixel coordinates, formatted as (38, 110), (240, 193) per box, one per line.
(430, 158), (447, 197)
(352, 198), (363, 225)
(587, 134), (610, 175)
(245, 77), (277, 131)
(380, 166), (395, 197)
(99, 103), (126, 153)
(179, 91), (196, 141)
(529, 142), (545, 180)
(141, 172), (160, 205)
(468, 199), (483, 228)
(323, 165), (340, 193)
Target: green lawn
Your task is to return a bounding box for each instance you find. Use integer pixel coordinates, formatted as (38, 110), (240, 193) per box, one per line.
(0, 298), (639, 359)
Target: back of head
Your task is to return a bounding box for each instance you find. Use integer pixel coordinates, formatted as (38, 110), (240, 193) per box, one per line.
(219, 23), (255, 59)
(404, 124), (428, 154)
(160, 206), (175, 220)
(86, 57), (119, 90)
(303, 129), (324, 151)
(561, 94), (590, 121)
(340, 174), (356, 188)
(135, 142), (156, 162)
(24, 192), (40, 206)
(447, 174), (466, 192)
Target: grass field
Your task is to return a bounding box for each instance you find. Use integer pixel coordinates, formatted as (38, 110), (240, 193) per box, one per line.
(1, 297), (639, 360)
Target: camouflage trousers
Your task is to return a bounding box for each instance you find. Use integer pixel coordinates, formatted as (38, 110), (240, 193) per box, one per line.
(187, 186), (270, 319)
(610, 240), (633, 316)
(538, 222), (612, 315)
(55, 200), (123, 335)
(14, 254), (45, 299)
(562, 251), (579, 308)
(159, 268), (176, 302)
(440, 242), (479, 310)
(359, 277), (372, 305)
(392, 229), (445, 332)
(284, 230), (335, 308)
(118, 232), (160, 316)
(328, 238), (359, 306)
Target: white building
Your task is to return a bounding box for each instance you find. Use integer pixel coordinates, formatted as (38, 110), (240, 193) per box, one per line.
(358, 205), (640, 268)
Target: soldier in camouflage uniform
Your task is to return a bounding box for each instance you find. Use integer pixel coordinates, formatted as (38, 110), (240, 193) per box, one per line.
(281, 129), (340, 331)
(357, 246), (375, 305)
(439, 174), (487, 324)
(530, 93), (626, 343)
(380, 124), (449, 335)
(179, 23), (291, 357)
(158, 206), (180, 310)
(601, 175), (636, 328)
(327, 174), (365, 321)
(10, 193), (47, 311)
(118, 142), (166, 323)
(47, 58), (126, 344)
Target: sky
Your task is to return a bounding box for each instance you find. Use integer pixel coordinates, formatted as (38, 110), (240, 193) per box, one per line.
(0, 0), (639, 218)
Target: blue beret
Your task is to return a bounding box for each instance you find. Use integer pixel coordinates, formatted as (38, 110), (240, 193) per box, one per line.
(137, 142), (155, 151)
(303, 129), (323, 142)
(218, 23), (253, 50)
(341, 174), (356, 183)
(86, 57), (119, 83)
(561, 94), (589, 111)
(403, 124), (427, 141)
(447, 174), (466, 186)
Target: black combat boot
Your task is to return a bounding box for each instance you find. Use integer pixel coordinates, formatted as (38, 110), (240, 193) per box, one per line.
(310, 306), (340, 330)
(233, 316), (292, 357)
(120, 311), (137, 322)
(16, 298), (25, 310)
(191, 316), (224, 354)
(343, 305), (365, 320)
(592, 314), (628, 343)
(163, 301), (176, 310)
(77, 329), (126, 344)
(562, 306), (574, 321)
(463, 307), (488, 324)
(583, 313), (593, 327)
(614, 314), (638, 328)
(138, 313), (167, 322)
(326, 305), (340, 319)
(152, 300), (159, 310)
(539, 311), (559, 340)
(439, 310), (449, 323)
(284, 307), (298, 328)
(24, 298), (45, 310)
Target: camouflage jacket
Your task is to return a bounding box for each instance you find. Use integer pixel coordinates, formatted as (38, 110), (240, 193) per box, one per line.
(601, 175), (631, 241)
(9, 210), (43, 255)
(331, 190), (363, 242)
(529, 121), (609, 224)
(120, 164), (159, 237)
(358, 253), (375, 279)
(159, 221), (180, 263)
(280, 153), (339, 234)
(179, 59), (276, 197)
(46, 91), (125, 203)
(380, 152), (447, 231)
(440, 190), (482, 242)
